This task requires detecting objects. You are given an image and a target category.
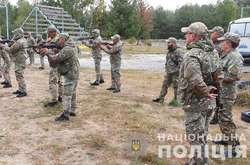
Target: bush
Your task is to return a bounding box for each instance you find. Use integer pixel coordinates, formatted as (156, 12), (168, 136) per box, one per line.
(127, 37), (137, 44)
(144, 40), (152, 46)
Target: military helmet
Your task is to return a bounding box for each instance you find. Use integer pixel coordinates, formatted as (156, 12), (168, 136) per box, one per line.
(208, 26), (224, 36)
(166, 37), (177, 44)
(47, 25), (58, 33)
(59, 32), (70, 40)
(92, 29), (100, 35)
(181, 22), (208, 36)
(111, 34), (121, 40)
(218, 32), (240, 44)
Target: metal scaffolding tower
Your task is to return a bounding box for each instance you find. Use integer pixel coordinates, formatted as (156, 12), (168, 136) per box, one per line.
(20, 4), (86, 39)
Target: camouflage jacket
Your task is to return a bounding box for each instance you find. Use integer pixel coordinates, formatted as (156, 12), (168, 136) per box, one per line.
(4, 37), (27, 65)
(165, 47), (183, 74)
(27, 36), (36, 46)
(220, 49), (243, 100)
(178, 39), (221, 105)
(0, 49), (11, 67)
(85, 36), (102, 58)
(103, 40), (123, 69)
(48, 38), (80, 80)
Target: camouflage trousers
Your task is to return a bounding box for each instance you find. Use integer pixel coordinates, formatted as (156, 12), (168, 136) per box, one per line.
(40, 55), (45, 68)
(27, 49), (35, 65)
(62, 77), (78, 117)
(93, 56), (104, 83)
(159, 72), (179, 100)
(49, 67), (63, 102)
(218, 98), (237, 145)
(15, 64), (26, 93)
(110, 64), (121, 90)
(184, 99), (213, 165)
(2, 62), (11, 84)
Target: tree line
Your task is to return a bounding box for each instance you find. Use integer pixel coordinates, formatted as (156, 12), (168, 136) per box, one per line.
(0, 0), (250, 40)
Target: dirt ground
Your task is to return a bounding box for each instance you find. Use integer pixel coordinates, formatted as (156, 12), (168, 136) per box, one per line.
(0, 66), (250, 165)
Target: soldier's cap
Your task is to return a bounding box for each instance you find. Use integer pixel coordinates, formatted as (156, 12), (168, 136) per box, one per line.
(166, 37), (177, 44)
(111, 34), (120, 40)
(12, 28), (24, 35)
(47, 25), (58, 32)
(59, 32), (70, 40)
(217, 32), (240, 44)
(92, 29), (100, 34)
(181, 22), (208, 35)
(24, 32), (31, 37)
(208, 26), (224, 35)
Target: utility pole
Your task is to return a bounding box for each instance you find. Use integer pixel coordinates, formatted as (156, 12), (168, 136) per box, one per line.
(0, 2), (9, 39)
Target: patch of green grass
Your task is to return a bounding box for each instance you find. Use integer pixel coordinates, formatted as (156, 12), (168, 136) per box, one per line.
(168, 99), (181, 107)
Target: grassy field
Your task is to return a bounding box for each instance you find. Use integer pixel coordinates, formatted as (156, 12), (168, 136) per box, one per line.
(78, 43), (166, 55)
(0, 66), (249, 165)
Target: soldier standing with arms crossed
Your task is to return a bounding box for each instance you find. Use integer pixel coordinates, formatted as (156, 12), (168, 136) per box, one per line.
(82, 29), (104, 86)
(153, 37), (183, 104)
(213, 33), (243, 157)
(41, 33), (80, 121)
(178, 22), (221, 165)
(100, 34), (123, 93)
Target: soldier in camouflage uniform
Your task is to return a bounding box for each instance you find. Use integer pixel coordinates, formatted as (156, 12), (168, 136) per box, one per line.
(178, 22), (221, 165)
(41, 33), (80, 121)
(213, 33), (243, 156)
(153, 37), (183, 104)
(208, 26), (224, 125)
(36, 34), (45, 70)
(0, 43), (12, 88)
(25, 32), (36, 65)
(82, 29), (104, 86)
(209, 26), (224, 56)
(3, 28), (28, 97)
(100, 34), (123, 93)
(45, 25), (63, 107)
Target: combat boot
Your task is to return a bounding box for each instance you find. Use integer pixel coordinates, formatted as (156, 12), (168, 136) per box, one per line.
(69, 112), (76, 117)
(55, 113), (69, 122)
(16, 92), (27, 97)
(152, 98), (164, 104)
(44, 101), (58, 107)
(90, 80), (100, 86)
(13, 90), (22, 95)
(3, 83), (12, 88)
(106, 87), (116, 90)
(1, 81), (7, 85)
(113, 89), (120, 93)
(58, 96), (63, 102)
(100, 79), (105, 84)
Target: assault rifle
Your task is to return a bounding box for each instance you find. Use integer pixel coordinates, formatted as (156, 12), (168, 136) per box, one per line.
(0, 40), (15, 48)
(0, 40), (14, 45)
(24, 42), (62, 54)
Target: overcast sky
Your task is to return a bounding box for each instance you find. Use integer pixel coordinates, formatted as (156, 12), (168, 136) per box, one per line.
(9, 0), (218, 11)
